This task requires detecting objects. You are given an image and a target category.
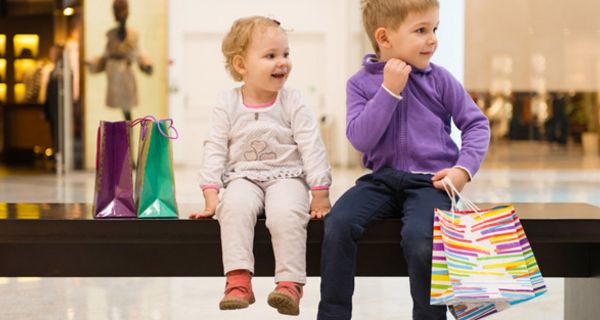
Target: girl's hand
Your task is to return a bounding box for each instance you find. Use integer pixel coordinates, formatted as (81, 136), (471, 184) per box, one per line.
(383, 58), (412, 95)
(189, 189), (219, 219)
(310, 190), (331, 219)
(431, 167), (470, 192)
(189, 208), (216, 219)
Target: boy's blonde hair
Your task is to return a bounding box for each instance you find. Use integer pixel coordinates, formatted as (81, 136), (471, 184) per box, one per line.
(222, 16), (283, 81)
(361, 0), (439, 55)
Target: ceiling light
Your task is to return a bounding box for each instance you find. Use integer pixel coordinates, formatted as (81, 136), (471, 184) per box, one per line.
(63, 7), (75, 16)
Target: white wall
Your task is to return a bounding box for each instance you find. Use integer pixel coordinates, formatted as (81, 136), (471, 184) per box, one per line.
(433, 0), (465, 82)
(433, 0), (465, 146)
(168, 0), (365, 168)
(167, 0), (465, 168)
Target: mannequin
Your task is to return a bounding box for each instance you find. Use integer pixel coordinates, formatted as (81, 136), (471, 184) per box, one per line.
(87, 0), (152, 121)
(42, 45), (64, 154)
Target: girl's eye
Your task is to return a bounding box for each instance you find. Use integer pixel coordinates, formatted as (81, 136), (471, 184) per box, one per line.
(266, 53), (275, 59)
(416, 28), (425, 33)
(283, 52), (290, 58)
(433, 27), (438, 33)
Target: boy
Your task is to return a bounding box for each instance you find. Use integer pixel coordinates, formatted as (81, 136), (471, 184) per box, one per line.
(317, 1), (490, 319)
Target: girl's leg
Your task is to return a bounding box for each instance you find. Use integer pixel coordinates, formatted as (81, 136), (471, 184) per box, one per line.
(217, 178), (264, 275)
(263, 178), (310, 284)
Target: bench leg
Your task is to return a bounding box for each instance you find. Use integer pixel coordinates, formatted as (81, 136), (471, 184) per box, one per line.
(564, 278), (600, 320)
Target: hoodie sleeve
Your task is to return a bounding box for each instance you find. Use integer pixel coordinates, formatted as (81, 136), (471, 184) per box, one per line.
(438, 68), (490, 177)
(346, 76), (401, 153)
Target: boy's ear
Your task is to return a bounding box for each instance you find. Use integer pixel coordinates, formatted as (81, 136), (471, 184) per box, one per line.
(232, 55), (246, 76)
(374, 27), (392, 49)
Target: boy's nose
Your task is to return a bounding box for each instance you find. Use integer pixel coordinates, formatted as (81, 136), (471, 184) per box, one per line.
(427, 35), (437, 46)
(428, 34), (437, 45)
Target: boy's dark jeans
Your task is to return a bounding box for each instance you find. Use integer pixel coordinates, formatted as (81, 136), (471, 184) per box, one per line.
(317, 169), (449, 320)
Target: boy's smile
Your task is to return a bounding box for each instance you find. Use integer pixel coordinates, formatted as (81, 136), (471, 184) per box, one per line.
(380, 7), (439, 69)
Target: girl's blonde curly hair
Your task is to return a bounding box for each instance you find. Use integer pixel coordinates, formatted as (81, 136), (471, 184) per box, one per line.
(222, 16), (283, 81)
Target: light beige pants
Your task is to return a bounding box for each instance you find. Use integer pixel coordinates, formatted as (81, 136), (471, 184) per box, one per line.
(216, 177), (310, 284)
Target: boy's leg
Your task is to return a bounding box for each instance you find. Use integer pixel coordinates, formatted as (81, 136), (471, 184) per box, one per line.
(400, 174), (450, 320)
(318, 171), (401, 320)
(263, 178), (311, 284)
(216, 178), (265, 275)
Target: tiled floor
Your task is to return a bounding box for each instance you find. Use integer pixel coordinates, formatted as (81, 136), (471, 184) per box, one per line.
(0, 141), (597, 319)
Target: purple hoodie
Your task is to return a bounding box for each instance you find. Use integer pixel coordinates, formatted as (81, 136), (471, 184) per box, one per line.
(346, 54), (490, 177)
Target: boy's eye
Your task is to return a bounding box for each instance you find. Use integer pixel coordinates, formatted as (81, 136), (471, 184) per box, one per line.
(416, 28), (425, 33)
(266, 53), (275, 59)
(283, 52), (290, 58)
(433, 27), (438, 33)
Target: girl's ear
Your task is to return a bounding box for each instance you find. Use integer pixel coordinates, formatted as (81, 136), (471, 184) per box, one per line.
(375, 27), (391, 49)
(232, 55), (246, 76)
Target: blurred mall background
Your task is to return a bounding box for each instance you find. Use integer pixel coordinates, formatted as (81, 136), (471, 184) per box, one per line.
(0, 1), (599, 319)
(0, 0), (597, 172)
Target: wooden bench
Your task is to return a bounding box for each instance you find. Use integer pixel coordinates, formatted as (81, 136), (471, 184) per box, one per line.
(1, 202), (599, 319)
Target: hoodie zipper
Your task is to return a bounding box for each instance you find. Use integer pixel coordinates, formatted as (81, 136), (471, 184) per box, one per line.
(399, 87), (408, 171)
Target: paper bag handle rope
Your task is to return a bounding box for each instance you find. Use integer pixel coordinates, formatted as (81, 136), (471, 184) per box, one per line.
(442, 178), (502, 256)
(441, 177), (482, 218)
(130, 115), (179, 140)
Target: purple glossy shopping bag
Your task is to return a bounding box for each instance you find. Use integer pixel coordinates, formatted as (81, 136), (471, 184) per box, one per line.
(92, 121), (137, 218)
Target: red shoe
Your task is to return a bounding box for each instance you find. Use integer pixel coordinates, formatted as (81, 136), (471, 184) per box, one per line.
(219, 270), (255, 310)
(267, 281), (303, 316)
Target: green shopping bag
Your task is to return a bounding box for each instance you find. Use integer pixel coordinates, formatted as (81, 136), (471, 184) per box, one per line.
(131, 116), (179, 219)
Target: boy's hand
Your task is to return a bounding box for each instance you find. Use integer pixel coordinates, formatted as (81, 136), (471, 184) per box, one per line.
(310, 190), (331, 219)
(431, 167), (470, 193)
(189, 189), (219, 219)
(383, 58), (412, 95)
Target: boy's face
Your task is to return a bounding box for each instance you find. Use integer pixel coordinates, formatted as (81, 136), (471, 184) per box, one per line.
(382, 7), (439, 69)
(238, 27), (292, 94)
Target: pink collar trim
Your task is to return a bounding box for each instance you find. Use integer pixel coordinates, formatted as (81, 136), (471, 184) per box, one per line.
(243, 99), (277, 109)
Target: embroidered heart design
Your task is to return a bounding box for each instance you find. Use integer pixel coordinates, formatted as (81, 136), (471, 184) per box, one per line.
(251, 140), (267, 153)
(244, 151), (258, 161)
(259, 152), (277, 161)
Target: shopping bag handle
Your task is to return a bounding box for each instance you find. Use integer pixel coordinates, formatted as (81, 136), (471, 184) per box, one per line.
(441, 177), (481, 216)
(130, 115), (179, 140)
(441, 178), (500, 257)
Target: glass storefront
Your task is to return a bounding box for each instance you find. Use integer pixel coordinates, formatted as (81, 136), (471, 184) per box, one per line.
(0, 0), (82, 170)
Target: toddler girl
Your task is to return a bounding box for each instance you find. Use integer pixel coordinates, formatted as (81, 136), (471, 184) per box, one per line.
(190, 16), (332, 316)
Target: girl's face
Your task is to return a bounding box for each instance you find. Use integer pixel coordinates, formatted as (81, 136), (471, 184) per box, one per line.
(238, 27), (291, 94)
(382, 7), (439, 69)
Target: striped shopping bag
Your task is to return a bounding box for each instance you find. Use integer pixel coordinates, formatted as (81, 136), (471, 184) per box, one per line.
(430, 178), (547, 320)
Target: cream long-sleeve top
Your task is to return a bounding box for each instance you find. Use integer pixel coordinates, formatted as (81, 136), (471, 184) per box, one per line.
(199, 87), (332, 191)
